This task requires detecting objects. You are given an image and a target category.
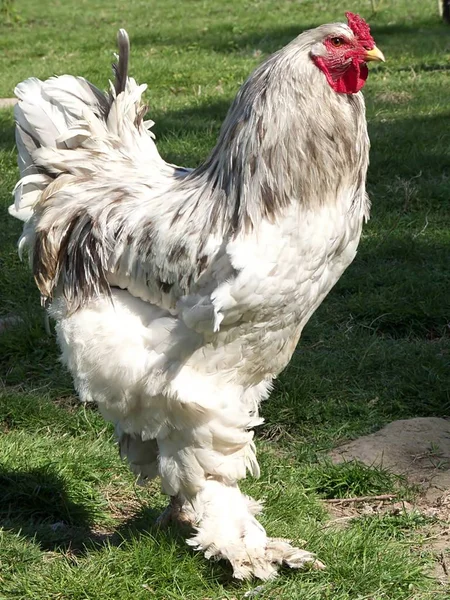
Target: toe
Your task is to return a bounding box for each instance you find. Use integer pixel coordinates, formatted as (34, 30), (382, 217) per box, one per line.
(266, 538), (325, 570)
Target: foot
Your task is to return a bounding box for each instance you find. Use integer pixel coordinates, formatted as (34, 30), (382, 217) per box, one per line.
(266, 537), (325, 572)
(156, 495), (193, 528)
(223, 537), (325, 580)
(182, 480), (325, 580)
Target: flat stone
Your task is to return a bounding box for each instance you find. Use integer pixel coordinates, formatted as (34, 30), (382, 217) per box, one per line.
(330, 417), (450, 499)
(0, 98), (17, 108)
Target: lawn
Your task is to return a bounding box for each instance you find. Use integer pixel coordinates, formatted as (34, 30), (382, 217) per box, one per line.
(0, 0), (449, 598)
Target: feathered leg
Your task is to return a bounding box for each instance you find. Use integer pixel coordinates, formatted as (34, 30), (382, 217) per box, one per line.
(156, 397), (324, 580)
(117, 429), (193, 527)
(117, 428), (159, 482)
(183, 480), (324, 580)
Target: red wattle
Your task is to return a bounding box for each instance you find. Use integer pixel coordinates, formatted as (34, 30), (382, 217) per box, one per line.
(313, 57), (368, 94)
(335, 60), (368, 94)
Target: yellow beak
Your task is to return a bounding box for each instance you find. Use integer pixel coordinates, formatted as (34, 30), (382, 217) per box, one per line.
(364, 45), (385, 62)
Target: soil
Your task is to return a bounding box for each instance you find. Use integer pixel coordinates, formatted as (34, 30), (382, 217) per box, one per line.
(328, 417), (450, 587)
(0, 98), (16, 108)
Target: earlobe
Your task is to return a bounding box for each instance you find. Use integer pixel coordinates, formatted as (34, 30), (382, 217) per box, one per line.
(312, 55), (336, 90)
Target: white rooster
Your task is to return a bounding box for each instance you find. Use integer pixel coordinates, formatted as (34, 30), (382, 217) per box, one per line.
(9, 13), (384, 580)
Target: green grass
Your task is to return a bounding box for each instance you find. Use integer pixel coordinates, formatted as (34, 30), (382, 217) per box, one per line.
(1, 0), (449, 598)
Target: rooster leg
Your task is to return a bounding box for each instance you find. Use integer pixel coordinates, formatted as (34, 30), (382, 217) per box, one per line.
(180, 480), (324, 580)
(155, 495), (193, 528)
(117, 429), (159, 483)
(156, 396), (324, 580)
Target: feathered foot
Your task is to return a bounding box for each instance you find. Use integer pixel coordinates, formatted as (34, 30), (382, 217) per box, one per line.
(197, 535), (324, 581)
(185, 480), (325, 580)
(264, 537), (325, 573)
(156, 495), (193, 528)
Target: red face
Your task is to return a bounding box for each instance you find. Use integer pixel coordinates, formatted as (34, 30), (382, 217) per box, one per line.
(312, 14), (384, 95)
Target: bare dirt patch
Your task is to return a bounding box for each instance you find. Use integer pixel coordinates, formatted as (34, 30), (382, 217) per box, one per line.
(0, 98), (16, 108)
(328, 418), (450, 586)
(330, 418), (450, 500)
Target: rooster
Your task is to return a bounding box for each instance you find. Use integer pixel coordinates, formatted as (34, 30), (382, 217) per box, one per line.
(9, 13), (384, 580)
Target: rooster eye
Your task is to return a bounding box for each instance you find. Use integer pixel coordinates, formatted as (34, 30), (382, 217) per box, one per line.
(330, 37), (345, 47)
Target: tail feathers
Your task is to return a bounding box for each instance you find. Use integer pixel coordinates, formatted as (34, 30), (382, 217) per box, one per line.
(11, 76), (107, 223)
(9, 173), (52, 222)
(43, 76), (110, 121)
(15, 124), (41, 177)
(10, 29), (168, 226)
(15, 77), (68, 150)
(112, 29), (130, 96)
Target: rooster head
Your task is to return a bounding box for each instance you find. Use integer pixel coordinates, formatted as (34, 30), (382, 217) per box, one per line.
(311, 12), (384, 94)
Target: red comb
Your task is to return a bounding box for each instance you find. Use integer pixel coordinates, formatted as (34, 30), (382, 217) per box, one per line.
(345, 12), (375, 48)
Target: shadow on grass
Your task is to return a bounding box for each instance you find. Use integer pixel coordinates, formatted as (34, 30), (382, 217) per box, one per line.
(0, 465), (91, 526)
(0, 112), (15, 152)
(0, 465), (107, 553)
(129, 19), (450, 59)
(0, 464), (236, 582)
(0, 463), (148, 551)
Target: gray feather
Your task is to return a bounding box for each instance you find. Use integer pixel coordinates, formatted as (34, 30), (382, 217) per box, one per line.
(113, 29), (130, 96)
